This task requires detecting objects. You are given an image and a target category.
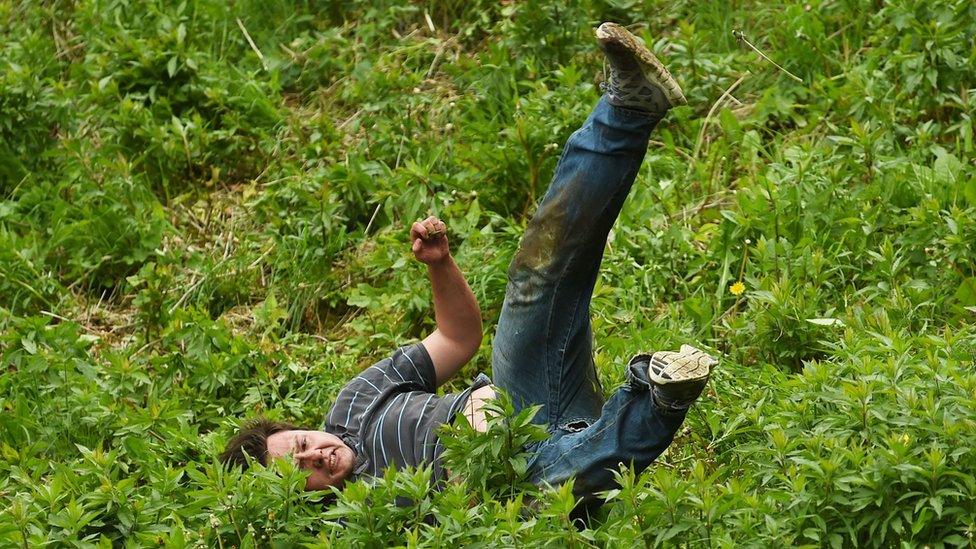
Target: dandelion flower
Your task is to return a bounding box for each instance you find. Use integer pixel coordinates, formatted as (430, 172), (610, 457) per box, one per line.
(729, 281), (745, 296)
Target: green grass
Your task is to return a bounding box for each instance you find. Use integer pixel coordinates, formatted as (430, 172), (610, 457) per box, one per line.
(1, 0), (975, 546)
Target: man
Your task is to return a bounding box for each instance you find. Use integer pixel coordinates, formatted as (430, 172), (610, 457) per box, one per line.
(221, 22), (717, 497)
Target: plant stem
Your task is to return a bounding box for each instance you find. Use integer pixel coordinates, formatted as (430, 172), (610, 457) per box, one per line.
(732, 30), (803, 83)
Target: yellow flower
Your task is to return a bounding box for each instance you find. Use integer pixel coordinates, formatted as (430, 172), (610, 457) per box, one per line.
(729, 281), (745, 296)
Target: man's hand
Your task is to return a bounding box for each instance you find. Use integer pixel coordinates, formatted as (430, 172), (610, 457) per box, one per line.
(411, 216), (450, 265)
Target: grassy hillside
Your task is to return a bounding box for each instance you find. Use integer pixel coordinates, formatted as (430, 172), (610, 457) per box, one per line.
(1, 0), (975, 546)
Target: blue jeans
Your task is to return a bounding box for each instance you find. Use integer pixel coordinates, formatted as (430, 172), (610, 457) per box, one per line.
(491, 96), (687, 496)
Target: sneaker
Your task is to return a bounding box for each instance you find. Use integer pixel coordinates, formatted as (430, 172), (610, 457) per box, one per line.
(647, 344), (716, 407)
(595, 22), (687, 114)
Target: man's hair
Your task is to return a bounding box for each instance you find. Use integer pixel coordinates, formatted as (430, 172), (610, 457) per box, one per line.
(219, 418), (300, 469)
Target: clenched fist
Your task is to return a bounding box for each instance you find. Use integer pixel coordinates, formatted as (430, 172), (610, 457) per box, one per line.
(411, 216), (450, 265)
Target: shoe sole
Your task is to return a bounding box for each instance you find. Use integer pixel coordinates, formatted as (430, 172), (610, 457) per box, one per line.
(648, 348), (713, 386)
(595, 22), (687, 107)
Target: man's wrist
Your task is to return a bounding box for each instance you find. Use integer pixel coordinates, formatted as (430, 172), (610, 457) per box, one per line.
(426, 254), (453, 269)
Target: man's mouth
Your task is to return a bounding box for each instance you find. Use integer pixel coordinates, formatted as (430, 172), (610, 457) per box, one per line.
(327, 447), (337, 473)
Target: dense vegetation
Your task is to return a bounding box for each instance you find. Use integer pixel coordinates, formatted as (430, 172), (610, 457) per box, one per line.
(2, 0), (975, 546)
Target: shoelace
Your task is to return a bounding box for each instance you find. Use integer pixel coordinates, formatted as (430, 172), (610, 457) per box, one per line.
(609, 68), (657, 103)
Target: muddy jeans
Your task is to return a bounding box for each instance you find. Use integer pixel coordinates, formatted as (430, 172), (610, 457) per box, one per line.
(491, 95), (687, 496)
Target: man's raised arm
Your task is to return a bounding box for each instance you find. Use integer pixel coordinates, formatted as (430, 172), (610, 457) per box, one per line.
(411, 216), (483, 386)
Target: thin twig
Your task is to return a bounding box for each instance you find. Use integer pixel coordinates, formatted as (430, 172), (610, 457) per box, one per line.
(337, 108), (363, 130)
(168, 275), (205, 315)
(221, 221), (235, 261)
(732, 30), (803, 83)
(40, 310), (97, 333)
(426, 36), (456, 79)
(693, 73), (749, 161)
(54, 41), (85, 60)
(279, 43), (300, 62)
(716, 296), (747, 323)
(364, 202), (382, 236)
(236, 18), (268, 71)
(247, 246), (274, 269)
(131, 337), (163, 358)
(669, 196), (732, 222)
(827, 21), (855, 41)
(649, 140), (694, 162)
(394, 132), (407, 169)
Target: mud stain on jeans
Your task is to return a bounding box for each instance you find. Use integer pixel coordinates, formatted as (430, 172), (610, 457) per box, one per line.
(510, 183), (576, 275)
(505, 189), (574, 305)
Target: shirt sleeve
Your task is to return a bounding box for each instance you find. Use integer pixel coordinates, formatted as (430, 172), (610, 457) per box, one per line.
(346, 343), (437, 395)
(323, 343), (437, 442)
(383, 343), (437, 393)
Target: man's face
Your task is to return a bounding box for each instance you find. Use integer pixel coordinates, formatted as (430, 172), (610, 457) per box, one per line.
(266, 430), (355, 490)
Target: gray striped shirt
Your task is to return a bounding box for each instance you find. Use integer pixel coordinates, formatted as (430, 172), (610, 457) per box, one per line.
(323, 343), (490, 482)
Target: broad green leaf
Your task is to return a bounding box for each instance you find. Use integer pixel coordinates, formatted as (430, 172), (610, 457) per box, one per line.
(806, 318), (844, 327)
(956, 278), (976, 306)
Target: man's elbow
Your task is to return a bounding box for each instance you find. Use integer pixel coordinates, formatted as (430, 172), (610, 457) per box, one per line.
(459, 327), (483, 362)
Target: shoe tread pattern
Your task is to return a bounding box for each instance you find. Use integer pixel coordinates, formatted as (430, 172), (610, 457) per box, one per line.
(648, 347), (714, 384)
(595, 22), (687, 107)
